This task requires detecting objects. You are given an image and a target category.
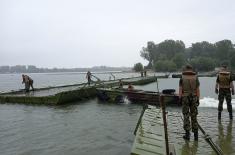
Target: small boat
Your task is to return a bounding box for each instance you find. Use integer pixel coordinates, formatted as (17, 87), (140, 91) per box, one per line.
(172, 73), (182, 78)
(96, 88), (180, 106)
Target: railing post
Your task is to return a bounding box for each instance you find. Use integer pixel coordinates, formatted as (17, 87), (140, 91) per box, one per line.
(160, 95), (169, 155)
(134, 104), (148, 135)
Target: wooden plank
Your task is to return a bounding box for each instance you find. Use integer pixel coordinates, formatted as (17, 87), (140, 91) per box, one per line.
(131, 105), (167, 155)
(136, 136), (165, 146)
(169, 144), (176, 155)
(134, 143), (165, 154)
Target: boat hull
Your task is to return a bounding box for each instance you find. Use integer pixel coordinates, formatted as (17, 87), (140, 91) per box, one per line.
(96, 88), (180, 106)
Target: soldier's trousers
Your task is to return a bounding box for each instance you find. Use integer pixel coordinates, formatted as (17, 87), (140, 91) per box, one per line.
(218, 88), (233, 113)
(25, 82), (30, 92)
(87, 78), (91, 86)
(182, 96), (198, 132)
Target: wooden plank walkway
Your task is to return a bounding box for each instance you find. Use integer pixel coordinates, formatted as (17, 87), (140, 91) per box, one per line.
(131, 97), (227, 155)
(131, 105), (167, 155)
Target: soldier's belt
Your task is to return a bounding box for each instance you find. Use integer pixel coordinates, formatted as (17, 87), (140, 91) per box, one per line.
(182, 93), (197, 96)
(219, 87), (230, 89)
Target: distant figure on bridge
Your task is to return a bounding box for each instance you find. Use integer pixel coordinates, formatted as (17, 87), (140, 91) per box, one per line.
(86, 71), (92, 86)
(128, 83), (134, 91)
(22, 74), (34, 92)
(179, 64), (200, 141)
(215, 64), (234, 120)
(144, 70), (147, 77)
(140, 71), (144, 77)
(118, 79), (123, 89)
(110, 73), (115, 80)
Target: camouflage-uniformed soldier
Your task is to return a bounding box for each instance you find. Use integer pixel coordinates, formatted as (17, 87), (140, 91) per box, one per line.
(215, 64), (234, 120)
(179, 65), (200, 141)
(22, 74), (34, 92)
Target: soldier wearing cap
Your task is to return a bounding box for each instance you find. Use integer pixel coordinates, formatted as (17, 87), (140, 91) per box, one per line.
(215, 64), (234, 120)
(179, 64), (200, 141)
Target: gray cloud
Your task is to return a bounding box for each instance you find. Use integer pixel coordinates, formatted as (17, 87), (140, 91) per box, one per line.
(1, 0), (235, 68)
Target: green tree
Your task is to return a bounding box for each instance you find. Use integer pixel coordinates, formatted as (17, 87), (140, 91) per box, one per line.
(190, 41), (216, 59)
(230, 54), (235, 71)
(172, 53), (186, 68)
(133, 63), (144, 72)
(154, 60), (177, 72)
(190, 57), (215, 71)
(140, 39), (235, 72)
(154, 60), (165, 71)
(157, 40), (185, 60)
(140, 41), (157, 68)
(215, 40), (234, 62)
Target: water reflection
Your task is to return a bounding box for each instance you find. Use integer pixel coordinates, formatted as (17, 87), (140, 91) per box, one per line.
(181, 141), (198, 155)
(216, 121), (234, 155)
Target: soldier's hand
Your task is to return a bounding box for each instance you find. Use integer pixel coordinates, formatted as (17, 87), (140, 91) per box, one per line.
(232, 89), (234, 95)
(196, 97), (200, 106)
(215, 88), (218, 94)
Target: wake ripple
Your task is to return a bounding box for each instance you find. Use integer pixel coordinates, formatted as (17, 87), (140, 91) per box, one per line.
(199, 97), (235, 110)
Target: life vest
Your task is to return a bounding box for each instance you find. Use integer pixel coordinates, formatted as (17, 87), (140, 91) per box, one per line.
(218, 71), (231, 88)
(182, 71), (197, 96)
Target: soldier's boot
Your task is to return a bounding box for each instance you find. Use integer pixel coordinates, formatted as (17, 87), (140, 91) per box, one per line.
(229, 112), (233, 120)
(183, 130), (190, 140)
(218, 112), (221, 120)
(194, 131), (198, 141)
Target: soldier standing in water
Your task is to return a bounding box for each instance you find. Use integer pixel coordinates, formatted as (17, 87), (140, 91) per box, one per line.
(215, 64), (234, 120)
(179, 65), (200, 141)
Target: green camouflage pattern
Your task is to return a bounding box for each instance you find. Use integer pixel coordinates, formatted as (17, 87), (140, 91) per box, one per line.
(218, 88), (233, 113)
(182, 95), (198, 132)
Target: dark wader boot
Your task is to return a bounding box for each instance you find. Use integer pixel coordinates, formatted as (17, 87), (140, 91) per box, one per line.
(229, 112), (233, 120)
(194, 131), (198, 141)
(218, 112), (221, 120)
(183, 130), (190, 140)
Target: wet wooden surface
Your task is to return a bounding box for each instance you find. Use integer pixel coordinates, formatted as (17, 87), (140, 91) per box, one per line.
(131, 105), (167, 155)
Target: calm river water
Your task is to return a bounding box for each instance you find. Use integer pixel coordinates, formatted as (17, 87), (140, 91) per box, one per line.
(0, 73), (234, 155)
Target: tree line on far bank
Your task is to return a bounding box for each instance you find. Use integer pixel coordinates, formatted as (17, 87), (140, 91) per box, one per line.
(0, 65), (131, 74)
(133, 39), (235, 72)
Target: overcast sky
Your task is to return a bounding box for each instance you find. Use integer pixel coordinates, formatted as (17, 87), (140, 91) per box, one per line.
(1, 0), (235, 68)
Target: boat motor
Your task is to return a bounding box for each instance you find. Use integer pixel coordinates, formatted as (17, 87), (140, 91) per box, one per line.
(162, 89), (175, 95)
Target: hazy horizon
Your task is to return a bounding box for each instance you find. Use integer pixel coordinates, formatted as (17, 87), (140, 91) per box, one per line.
(1, 0), (235, 68)
(0, 64), (133, 69)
